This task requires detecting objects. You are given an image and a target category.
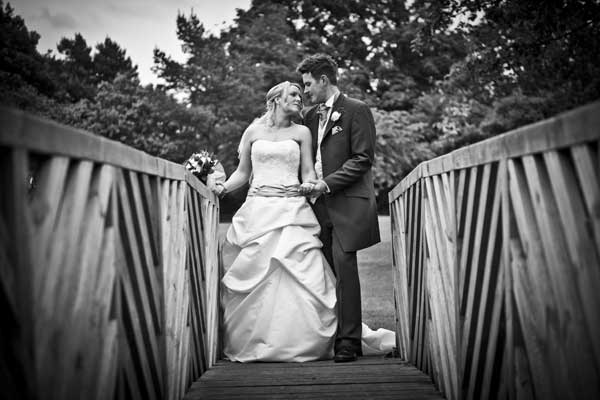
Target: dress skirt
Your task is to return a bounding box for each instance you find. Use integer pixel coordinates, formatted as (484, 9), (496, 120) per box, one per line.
(221, 194), (337, 362)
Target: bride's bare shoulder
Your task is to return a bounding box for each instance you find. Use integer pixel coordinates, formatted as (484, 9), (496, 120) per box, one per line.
(238, 124), (262, 154)
(291, 123), (311, 140)
(242, 123), (263, 142)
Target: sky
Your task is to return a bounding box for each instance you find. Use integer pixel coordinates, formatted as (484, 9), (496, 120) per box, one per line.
(12, 0), (252, 85)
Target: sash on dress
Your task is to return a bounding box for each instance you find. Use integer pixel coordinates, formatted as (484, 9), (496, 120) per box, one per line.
(247, 184), (304, 198)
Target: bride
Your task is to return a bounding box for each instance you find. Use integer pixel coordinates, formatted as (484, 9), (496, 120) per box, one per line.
(212, 81), (393, 362)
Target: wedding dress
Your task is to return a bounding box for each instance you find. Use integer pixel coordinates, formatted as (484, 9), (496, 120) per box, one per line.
(221, 138), (394, 362)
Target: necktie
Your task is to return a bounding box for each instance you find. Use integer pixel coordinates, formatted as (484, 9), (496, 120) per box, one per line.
(317, 104), (329, 127)
(315, 104), (329, 181)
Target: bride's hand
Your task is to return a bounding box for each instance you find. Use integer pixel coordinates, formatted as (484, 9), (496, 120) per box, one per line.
(298, 182), (315, 195)
(211, 182), (227, 198)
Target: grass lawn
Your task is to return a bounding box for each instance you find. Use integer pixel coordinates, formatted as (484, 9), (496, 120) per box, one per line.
(218, 215), (396, 332)
(358, 216), (395, 331)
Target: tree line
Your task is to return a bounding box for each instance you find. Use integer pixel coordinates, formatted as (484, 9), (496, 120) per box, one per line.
(2, 0), (599, 212)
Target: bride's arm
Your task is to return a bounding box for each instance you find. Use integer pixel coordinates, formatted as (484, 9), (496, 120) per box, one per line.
(298, 126), (317, 183)
(219, 128), (253, 195)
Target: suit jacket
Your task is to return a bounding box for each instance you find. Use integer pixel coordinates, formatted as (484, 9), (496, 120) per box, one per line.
(304, 94), (380, 252)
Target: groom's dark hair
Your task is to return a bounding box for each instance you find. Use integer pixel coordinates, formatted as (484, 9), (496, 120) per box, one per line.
(297, 54), (338, 85)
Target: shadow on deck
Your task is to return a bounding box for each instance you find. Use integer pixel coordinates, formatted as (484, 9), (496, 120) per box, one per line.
(184, 356), (444, 399)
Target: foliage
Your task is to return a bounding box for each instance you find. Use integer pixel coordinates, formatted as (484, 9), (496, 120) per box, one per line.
(372, 108), (436, 191)
(93, 37), (138, 83)
(2, 0), (599, 205)
(412, 0), (600, 111)
(54, 33), (97, 101)
(59, 75), (216, 163)
(479, 92), (549, 136)
(153, 2), (305, 171)
(0, 1), (57, 97)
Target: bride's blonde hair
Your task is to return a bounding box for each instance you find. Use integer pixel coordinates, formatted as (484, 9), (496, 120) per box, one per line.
(253, 81), (302, 127)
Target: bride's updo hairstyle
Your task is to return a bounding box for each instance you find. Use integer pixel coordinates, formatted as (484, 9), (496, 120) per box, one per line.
(254, 81), (302, 127)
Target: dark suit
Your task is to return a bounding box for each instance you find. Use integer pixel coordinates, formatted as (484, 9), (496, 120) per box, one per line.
(304, 93), (380, 354)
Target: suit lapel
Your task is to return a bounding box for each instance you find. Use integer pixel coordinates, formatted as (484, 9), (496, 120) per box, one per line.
(322, 94), (345, 143)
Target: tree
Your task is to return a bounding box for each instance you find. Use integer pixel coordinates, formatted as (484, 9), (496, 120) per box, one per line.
(93, 37), (138, 82)
(412, 0), (600, 112)
(60, 74), (217, 162)
(54, 33), (96, 101)
(153, 3), (306, 173)
(278, 0), (467, 103)
(0, 0), (56, 98)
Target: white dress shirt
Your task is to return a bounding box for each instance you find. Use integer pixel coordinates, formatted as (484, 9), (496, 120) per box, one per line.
(315, 93), (337, 180)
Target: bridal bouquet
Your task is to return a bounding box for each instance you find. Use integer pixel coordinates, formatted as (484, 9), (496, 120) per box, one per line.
(184, 150), (218, 182)
(184, 150), (227, 195)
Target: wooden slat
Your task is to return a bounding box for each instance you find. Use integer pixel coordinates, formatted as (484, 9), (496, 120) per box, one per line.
(391, 197), (411, 360)
(507, 159), (557, 399)
(413, 182), (427, 368)
(184, 357), (444, 400)
(186, 191), (209, 378)
(479, 256), (504, 400)
(91, 224), (119, 400)
(460, 163), (494, 384)
(457, 167), (479, 316)
(431, 174), (457, 339)
(30, 157), (70, 292)
(140, 174), (162, 264)
(202, 199), (221, 366)
(423, 175), (458, 399)
(162, 180), (188, 400)
(500, 159), (514, 400)
(570, 144), (600, 250)
(63, 164), (115, 398)
(455, 169), (467, 238)
(465, 174), (502, 400)
(125, 171), (162, 331)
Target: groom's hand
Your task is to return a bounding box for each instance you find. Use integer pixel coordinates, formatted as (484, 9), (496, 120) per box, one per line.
(298, 182), (315, 195)
(307, 179), (328, 197)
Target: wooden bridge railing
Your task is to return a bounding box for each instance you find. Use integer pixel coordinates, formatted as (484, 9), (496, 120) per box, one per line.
(389, 102), (600, 400)
(0, 108), (221, 400)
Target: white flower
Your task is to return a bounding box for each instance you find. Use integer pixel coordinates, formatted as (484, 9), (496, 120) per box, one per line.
(331, 111), (341, 122)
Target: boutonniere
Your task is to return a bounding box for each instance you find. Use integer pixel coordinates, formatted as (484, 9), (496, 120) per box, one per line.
(331, 110), (342, 122)
(332, 126), (343, 135)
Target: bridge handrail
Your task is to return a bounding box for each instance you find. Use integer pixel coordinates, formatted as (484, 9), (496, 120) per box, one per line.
(0, 107), (220, 400)
(388, 102), (600, 400)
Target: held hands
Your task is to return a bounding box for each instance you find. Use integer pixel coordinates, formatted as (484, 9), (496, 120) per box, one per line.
(299, 179), (328, 197)
(298, 182), (315, 195)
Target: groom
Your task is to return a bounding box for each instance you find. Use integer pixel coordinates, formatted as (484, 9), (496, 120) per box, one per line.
(297, 54), (380, 362)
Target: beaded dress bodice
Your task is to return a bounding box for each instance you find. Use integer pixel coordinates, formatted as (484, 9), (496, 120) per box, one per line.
(251, 139), (300, 187)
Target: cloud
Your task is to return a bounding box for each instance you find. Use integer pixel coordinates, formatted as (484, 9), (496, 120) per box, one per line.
(103, 0), (160, 19)
(40, 7), (77, 29)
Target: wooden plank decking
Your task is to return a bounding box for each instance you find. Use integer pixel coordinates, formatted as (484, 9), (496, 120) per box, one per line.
(184, 356), (445, 399)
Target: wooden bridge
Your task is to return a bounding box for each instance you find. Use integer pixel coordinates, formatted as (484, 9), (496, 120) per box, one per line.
(1, 102), (599, 399)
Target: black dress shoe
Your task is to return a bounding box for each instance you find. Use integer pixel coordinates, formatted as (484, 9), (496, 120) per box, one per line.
(334, 348), (358, 363)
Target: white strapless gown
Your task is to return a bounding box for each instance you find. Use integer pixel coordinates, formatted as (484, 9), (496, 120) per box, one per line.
(221, 139), (394, 362)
